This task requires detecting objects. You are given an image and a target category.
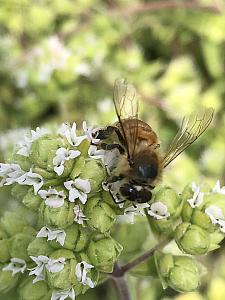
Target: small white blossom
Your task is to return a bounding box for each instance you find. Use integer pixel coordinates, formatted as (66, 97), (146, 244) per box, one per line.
(205, 205), (224, 225)
(187, 182), (204, 208)
(75, 261), (94, 288)
(46, 258), (66, 273)
(82, 121), (100, 144)
(53, 147), (81, 176)
(3, 258), (26, 276)
(16, 169), (44, 194)
(29, 255), (49, 283)
(148, 201), (170, 220)
(0, 128), (28, 153)
(37, 226), (66, 246)
(217, 219), (225, 233)
(0, 163), (24, 186)
(88, 145), (105, 161)
(122, 203), (150, 224)
(74, 205), (88, 225)
(38, 187), (66, 208)
(17, 127), (50, 157)
(211, 180), (225, 195)
(51, 288), (75, 300)
(58, 123), (86, 147)
(64, 178), (91, 204)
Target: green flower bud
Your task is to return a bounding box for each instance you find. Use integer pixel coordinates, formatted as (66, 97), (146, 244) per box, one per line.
(1, 211), (26, 237)
(70, 156), (85, 178)
(84, 196), (116, 233)
(0, 226), (7, 240)
(155, 252), (205, 292)
(114, 219), (149, 257)
(23, 188), (42, 211)
(27, 237), (54, 256)
(18, 277), (50, 300)
(0, 265), (19, 293)
(175, 223), (210, 255)
(30, 135), (64, 171)
(87, 234), (123, 273)
(12, 151), (31, 171)
(49, 224), (90, 252)
(46, 250), (79, 290)
(11, 184), (30, 201)
(0, 239), (11, 262)
(10, 231), (34, 261)
(38, 201), (74, 228)
(148, 187), (182, 236)
(154, 187), (183, 219)
(79, 159), (106, 192)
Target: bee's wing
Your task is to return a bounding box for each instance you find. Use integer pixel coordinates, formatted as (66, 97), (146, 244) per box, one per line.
(113, 78), (139, 161)
(163, 108), (214, 168)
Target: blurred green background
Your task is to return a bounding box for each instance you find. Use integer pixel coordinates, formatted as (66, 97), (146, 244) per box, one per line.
(0, 0), (225, 299)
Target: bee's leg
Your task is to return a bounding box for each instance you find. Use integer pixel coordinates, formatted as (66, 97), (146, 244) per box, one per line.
(94, 126), (115, 140)
(149, 185), (155, 190)
(108, 189), (126, 205)
(94, 126), (124, 144)
(106, 174), (124, 184)
(101, 142), (125, 154)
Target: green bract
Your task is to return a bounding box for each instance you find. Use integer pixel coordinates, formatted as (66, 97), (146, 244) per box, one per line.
(155, 252), (205, 292)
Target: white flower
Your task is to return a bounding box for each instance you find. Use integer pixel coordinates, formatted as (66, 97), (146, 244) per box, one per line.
(217, 219), (225, 233)
(205, 205), (224, 225)
(46, 258), (66, 273)
(16, 169), (44, 194)
(82, 121), (100, 144)
(122, 203), (150, 224)
(0, 163), (24, 186)
(148, 201), (170, 220)
(187, 182), (204, 208)
(53, 147), (81, 176)
(37, 226), (66, 246)
(88, 145), (105, 161)
(64, 178), (91, 204)
(75, 261), (94, 288)
(58, 123), (86, 147)
(38, 187), (66, 208)
(29, 255), (49, 283)
(74, 205), (88, 225)
(211, 180), (225, 195)
(51, 288), (75, 300)
(17, 127), (50, 157)
(3, 258), (26, 276)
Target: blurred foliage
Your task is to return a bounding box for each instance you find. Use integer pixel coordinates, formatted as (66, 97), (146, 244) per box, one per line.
(0, 0), (225, 299)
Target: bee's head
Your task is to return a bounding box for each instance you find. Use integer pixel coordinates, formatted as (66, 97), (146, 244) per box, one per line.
(130, 151), (159, 184)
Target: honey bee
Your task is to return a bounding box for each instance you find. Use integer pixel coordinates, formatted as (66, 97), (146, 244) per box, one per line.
(94, 79), (214, 204)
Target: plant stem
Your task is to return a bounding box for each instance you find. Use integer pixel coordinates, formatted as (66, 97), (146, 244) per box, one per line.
(112, 0), (223, 15)
(111, 263), (131, 300)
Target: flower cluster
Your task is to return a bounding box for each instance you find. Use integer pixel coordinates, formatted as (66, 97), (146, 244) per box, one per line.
(0, 122), (122, 299)
(0, 122), (224, 298)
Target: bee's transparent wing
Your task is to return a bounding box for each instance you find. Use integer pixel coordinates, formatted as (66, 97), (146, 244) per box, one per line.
(163, 108), (214, 168)
(113, 78), (139, 160)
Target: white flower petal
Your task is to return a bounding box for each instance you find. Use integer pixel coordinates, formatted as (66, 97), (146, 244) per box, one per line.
(212, 180), (225, 195)
(47, 258), (65, 273)
(205, 205), (224, 224)
(74, 178), (91, 194)
(218, 219), (225, 233)
(148, 202), (170, 220)
(75, 261), (94, 288)
(88, 145), (105, 161)
(83, 121), (100, 144)
(16, 169), (43, 194)
(74, 205), (88, 225)
(51, 288), (75, 300)
(3, 258), (26, 276)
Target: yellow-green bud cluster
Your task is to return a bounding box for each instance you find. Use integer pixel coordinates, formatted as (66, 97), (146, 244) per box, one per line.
(0, 124), (122, 299)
